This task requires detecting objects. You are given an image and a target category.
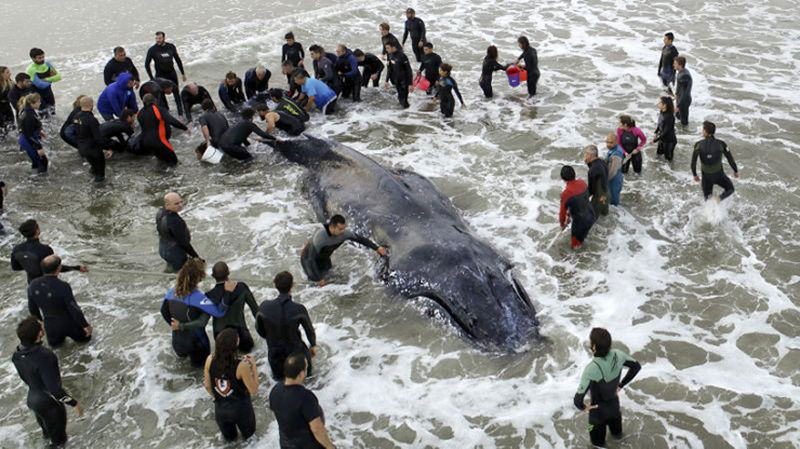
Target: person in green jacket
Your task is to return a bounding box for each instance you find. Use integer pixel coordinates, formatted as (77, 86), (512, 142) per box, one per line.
(574, 328), (642, 447)
(26, 48), (62, 115)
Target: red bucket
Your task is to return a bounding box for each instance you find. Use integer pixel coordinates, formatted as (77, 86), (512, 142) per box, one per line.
(506, 66), (528, 87)
(413, 75), (430, 91)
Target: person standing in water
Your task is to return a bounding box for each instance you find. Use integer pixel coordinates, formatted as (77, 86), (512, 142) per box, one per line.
(653, 96), (677, 162)
(203, 328), (259, 442)
(75, 96), (112, 182)
(605, 134), (625, 207)
(354, 49), (384, 89)
(218, 71), (246, 113)
(180, 82), (213, 122)
(156, 192), (200, 272)
(403, 8), (427, 62)
(673, 56), (692, 126)
(417, 42), (442, 96)
(12, 317), (85, 448)
(104, 46), (140, 86)
(205, 262), (259, 353)
(144, 31), (186, 114)
(559, 165), (595, 250)
(691, 121), (739, 202)
(301, 214), (386, 286)
(657, 32), (679, 90)
(17, 93), (49, 173)
(282, 32), (305, 84)
(617, 115), (647, 174)
(574, 328), (641, 448)
(479, 46), (508, 98)
(26, 48), (62, 115)
(161, 258), (235, 367)
(0, 66), (15, 137)
(11, 219), (88, 284)
(379, 22), (402, 60)
(584, 145), (609, 217)
(516, 36), (540, 98)
(384, 41), (413, 109)
(137, 93), (187, 165)
(435, 63), (465, 118)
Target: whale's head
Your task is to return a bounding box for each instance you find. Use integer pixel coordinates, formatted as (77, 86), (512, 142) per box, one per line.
(387, 237), (539, 351)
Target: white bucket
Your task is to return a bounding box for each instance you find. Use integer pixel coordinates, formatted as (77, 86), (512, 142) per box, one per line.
(201, 145), (224, 164)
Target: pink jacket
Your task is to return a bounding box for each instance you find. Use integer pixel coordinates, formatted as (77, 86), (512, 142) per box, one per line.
(616, 126), (647, 154)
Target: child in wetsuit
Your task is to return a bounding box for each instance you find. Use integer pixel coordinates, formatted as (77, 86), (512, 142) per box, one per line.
(435, 63), (464, 118)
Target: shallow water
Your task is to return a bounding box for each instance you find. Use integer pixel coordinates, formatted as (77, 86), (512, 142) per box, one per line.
(1, 0), (799, 448)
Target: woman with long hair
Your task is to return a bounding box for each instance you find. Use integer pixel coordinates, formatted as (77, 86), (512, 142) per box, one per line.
(479, 46), (508, 98)
(516, 36), (540, 98)
(160, 258), (236, 367)
(0, 66), (14, 137)
(653, 96), (677, 162)
(616, 114), (648, 174)
(18, 93), (48, 173)
(203, 328), (259, 441)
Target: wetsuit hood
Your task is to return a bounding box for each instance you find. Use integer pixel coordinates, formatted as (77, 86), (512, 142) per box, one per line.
(115, 71), (133, 88)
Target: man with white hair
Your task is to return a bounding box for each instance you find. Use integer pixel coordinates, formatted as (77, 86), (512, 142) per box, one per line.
(244, 64), (272, 101)
(156, 192), (200, 272)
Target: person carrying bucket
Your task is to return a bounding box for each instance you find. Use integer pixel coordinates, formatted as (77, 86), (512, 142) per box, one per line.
(415, 42), (441, 95)
(515, 36), (540, 98)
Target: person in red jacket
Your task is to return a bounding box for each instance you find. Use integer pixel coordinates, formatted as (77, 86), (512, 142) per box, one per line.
(559, 165), (596, 249)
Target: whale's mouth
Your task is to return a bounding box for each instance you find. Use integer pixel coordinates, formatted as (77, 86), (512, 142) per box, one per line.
(418, 293), (478, 340)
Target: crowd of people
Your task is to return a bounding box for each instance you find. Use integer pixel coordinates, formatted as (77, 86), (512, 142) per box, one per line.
(0, 8), (744, 449)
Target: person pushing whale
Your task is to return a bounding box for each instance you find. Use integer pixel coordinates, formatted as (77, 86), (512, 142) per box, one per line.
(300, 214), (386, 286)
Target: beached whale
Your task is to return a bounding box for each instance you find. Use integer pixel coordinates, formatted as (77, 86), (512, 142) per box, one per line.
(270, 136), (539, 350)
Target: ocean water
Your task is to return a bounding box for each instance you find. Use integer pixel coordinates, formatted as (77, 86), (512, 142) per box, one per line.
(1, 0), (799, 448)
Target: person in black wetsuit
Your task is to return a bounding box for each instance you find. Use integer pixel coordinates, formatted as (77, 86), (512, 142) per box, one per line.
(203, 328), (259, 441)
(161, 258), (236, 367)
(219, 71), (246, 113)
(584, 145), (609, 217)
(301, 214), (386, 286)
(309, 45), (341, 95)
(417, 42), (441, 96)
(244, 65), (271, 101)
(354, 49), (384, 89)
(104, 46), (140, 87)
(673, 56), (692, 126)
(516, 36), (540, 98)
(180, 82), (213, 122)
(282, 32), (305, 84)
(157, 192), (200, 271)
(379, 22), (401, 60)
(217, 108), (273, 162)
(100, 108), (136, 153)
(0, 66), (15, 138)
(269, 353), (336, 449)
(17, 93), (49, 173)
(256, 103), (305, 137)
(653, 96), (677, 162)
(692, 121), (739, 202)
(335, 44), (362, 102)
(8, 73), (33, 121)
(206, 262), (259, 353)
(281, 61), (308, 105)
(269, 89), (310, 123)
(574, 328), (641, 448)
(75, 96), (112, 182)
(658, 32), (678, 90)
(198, 99), (229, 148)
(139, 77), (179, 115)
(256, 272), (317, 380)
(11, 219), (88, 284)
(435, 63), (465, 118)
(480, 46), (508, 98)
(403, 8), (427, 62)
(59, 95), (87, 150)
(12, 317), (85, 448)
(137, 93), (187, 164)
(28, 255), (93, 346)
(384, 41), (413, 109)
(145, 31), (186, 115)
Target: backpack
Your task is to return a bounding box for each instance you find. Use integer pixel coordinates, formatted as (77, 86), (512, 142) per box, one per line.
(620, 130), (638, 153)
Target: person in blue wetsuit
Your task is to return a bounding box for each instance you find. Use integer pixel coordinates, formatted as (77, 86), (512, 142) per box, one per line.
(335, 45), (361, 102)
(244, 65), (271, 101)
(17, 93), (48, 173)
(574, 328), (641, 448)
(161, 258), (237, 367)
(294, 71), (337, 115)
(604, 134), (625, 206)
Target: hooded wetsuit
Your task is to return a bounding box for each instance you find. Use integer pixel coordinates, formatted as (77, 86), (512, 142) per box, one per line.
(98, 72), (138, 120)
(560, 179), (595, 248)
(300, 223), (379, 282)
(161, 288), (230, 367)
(206, 282), (259, 352)
(587, 158), (609, 217)
(574, 349), (641, 447)
(691, 136), (738, 201)
(28, 275), (91, 347)
(256, 293), (316, 380)
(12, 344), (79, 447)
(11, 238), (82, 284)
(156, 208), (199, 271)
(137, 102), (187, 164)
